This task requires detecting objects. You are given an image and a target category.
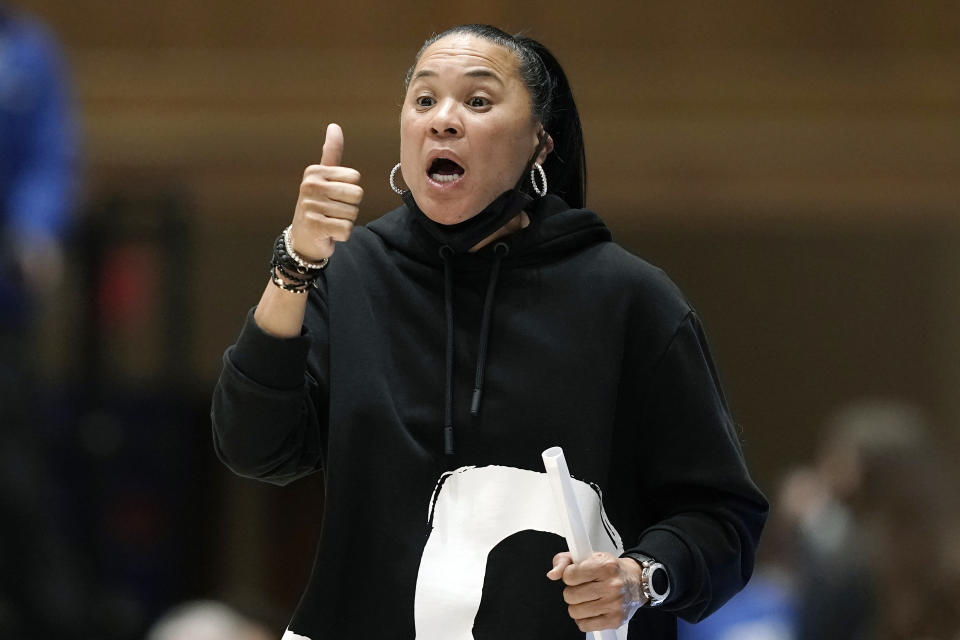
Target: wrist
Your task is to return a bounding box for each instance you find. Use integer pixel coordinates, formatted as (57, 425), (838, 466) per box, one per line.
(269, 226), (328, 294)
(284, 225), (330, 266)
(617, 557), (646, 605)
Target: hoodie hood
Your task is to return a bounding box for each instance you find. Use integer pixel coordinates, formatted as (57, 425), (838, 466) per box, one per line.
(366, 193), (612, 455)
(367, 193), (612, 269)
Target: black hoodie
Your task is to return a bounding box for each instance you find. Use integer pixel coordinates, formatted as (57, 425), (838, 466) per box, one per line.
(211, 195), (768, 640)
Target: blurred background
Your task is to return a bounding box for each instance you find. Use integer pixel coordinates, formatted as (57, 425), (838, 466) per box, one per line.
(2, 0), (958, 638)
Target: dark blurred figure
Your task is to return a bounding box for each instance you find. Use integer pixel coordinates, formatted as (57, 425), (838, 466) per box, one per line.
(0, 1), (81, 636)
(780, 400), (960, 640)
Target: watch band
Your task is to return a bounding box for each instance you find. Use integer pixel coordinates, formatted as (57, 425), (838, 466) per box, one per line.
(630, 553), (670, 607)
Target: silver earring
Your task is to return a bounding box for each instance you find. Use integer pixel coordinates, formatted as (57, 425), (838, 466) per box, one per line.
(389, 162), (406, 195)
(530, 162), (547, 197)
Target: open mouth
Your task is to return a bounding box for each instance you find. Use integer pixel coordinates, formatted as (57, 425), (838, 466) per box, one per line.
(428, 158), (465, 185)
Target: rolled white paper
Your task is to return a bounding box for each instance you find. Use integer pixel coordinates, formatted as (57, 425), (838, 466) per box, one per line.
(542, 446), (619, 640)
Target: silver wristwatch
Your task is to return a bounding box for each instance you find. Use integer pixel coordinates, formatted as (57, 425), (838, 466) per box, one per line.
(631, 553), (670, 607)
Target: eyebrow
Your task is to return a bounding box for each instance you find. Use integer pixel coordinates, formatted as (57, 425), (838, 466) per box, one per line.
(411, 68), (504, 83)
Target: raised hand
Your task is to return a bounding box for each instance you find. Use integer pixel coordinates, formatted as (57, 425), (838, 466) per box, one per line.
(289, 123), (364, 261)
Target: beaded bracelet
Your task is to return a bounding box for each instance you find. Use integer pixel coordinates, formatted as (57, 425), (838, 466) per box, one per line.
(282, 225), (329, 271)
(274, 262), (310, 285)
(272, 233), (324, 277)
(269, 225), (327, 293)
(269, 266), (311, 294)
(271, 250), (320, 282)
(276, 263), (322, 292)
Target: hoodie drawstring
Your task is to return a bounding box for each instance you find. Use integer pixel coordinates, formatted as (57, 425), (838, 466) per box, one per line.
(439, 245), (455, 455)
(438, 241), (510, 456)
(471, 242), (509, 417)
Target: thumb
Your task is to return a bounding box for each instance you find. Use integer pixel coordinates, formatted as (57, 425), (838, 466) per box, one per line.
(546, 552), (573, 580)
(320, 122), (344, 166)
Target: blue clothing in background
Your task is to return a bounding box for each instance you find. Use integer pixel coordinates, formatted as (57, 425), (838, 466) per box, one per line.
(0, 6), (77, 323)
(677, 573), (796, 640)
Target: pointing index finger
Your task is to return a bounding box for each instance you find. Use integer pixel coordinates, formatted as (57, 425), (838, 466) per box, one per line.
(320, 123), (344, 167)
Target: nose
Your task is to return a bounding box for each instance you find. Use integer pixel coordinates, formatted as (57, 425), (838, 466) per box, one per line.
(429, 99), (461, 137)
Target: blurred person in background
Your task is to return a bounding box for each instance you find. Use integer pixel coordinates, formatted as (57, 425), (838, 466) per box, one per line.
(679, 400), (960, 640)
(0, 1), (75, 332)
(780, 400), (960, 640)
(0, 1), (81, 636)
(677, 476), (799, 640)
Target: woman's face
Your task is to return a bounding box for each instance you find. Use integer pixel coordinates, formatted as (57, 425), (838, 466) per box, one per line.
(400, 34), (545, 225)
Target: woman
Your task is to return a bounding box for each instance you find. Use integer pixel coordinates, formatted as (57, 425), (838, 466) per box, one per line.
(212, 24), (767, 640)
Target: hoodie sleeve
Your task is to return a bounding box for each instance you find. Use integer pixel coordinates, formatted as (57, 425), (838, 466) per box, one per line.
(622, 311), (768, 622)
(210, 303), (328, 486)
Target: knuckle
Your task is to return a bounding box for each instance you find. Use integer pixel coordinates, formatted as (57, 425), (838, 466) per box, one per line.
(300, 178), (323, 195)
(306, 166), (331, 182)
(333, 184), (350, 201)
(303, 164), (323, 178)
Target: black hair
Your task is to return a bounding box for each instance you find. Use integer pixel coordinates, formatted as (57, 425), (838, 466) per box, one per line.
(405, 24), (586, 208)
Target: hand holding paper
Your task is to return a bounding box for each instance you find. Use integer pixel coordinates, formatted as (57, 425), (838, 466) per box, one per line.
(543, 447), (643, 638)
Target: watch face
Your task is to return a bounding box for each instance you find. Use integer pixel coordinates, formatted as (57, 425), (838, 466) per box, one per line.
(650, 566), (669, 597)
(642, 562), (670, 605)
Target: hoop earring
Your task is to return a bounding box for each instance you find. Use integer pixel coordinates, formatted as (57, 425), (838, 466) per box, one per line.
(389, 162), (406, 195)
(530, 162), (547, 197)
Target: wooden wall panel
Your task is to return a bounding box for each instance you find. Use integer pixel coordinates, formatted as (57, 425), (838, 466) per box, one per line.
(65, 47), (960, 222)
(10, 1), (956, 425)
(10, 1), (956, 221)
(12, 0), (955, 429)
(16, 0), (960, 49)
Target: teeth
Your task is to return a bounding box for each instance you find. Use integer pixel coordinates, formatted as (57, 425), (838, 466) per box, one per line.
(430, 173), (462, 184)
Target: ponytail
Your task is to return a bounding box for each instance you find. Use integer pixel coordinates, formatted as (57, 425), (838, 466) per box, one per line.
(514, 36), (586, 208)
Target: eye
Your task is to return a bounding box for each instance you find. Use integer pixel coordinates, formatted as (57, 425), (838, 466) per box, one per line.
(415, 95), (435, 108)
(467, 96), (490, 108)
